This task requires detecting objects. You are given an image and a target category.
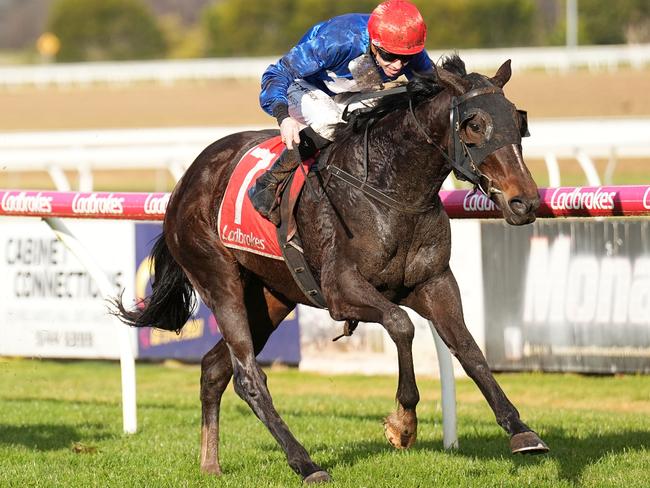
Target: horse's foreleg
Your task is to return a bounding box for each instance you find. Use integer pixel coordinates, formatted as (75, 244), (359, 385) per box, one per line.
(324, 268), (419, 449)
(406, 268), (549, 454)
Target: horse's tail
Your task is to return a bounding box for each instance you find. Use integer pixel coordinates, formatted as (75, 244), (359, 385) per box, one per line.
(112, 233), (196, 333)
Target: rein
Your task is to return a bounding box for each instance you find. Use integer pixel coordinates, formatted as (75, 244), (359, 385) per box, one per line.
(327, 84), (508, 214)
(329, 86), (436, 215)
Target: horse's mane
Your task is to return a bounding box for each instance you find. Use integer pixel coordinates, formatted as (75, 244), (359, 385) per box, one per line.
(333, 54), (468, 141)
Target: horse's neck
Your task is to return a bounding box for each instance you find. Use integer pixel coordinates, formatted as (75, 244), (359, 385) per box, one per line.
(368, 92), (453, 197)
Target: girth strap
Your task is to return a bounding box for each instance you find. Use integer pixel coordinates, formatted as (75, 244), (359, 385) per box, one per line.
(276, 171), (327, 309)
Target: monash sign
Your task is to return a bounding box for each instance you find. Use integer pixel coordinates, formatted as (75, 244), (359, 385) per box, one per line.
(483, 219), (650, 374)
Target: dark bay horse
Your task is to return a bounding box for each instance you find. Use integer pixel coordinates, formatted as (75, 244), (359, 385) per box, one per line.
(114, 56), (546, 483)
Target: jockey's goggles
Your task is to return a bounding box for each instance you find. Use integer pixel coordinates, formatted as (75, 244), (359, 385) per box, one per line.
(375, 47), (414, 64)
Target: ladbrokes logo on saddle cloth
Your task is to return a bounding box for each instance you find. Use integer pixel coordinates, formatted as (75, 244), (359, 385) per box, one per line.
(218, 136), (312, 260)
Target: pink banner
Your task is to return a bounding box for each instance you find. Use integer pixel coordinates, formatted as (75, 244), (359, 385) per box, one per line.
(440, 185), (650, 219)
(0, 190), (168, 220)
(1, 186), (649, 220)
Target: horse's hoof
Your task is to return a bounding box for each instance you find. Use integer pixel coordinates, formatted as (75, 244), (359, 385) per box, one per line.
(384, 411), (417, 449)
(303, 470), (332, 484)
(510, 431), (549, 455)
(200, 463), (223, 476)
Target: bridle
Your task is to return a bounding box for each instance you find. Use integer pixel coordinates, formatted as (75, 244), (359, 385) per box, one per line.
(410, 85), (522, 198)
(327, 82), (529, 213)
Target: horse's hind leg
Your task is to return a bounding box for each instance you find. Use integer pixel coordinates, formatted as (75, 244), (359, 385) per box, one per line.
(200, 340), (232, 475)
(179, 248), (327, 481)
(407, 268), (549, 454)
(199, 285), (292, 476)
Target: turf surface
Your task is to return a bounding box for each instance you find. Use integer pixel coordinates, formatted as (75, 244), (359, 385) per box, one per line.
(1, 359), (650, 487)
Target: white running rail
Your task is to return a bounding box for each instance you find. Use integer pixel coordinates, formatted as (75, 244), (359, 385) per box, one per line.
(0, 44), (648, 88)
(2, 119), (648, 189)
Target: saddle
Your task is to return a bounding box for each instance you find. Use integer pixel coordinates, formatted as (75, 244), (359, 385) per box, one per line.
(217, 135), (328, 306)
(218, 136), (358, 338)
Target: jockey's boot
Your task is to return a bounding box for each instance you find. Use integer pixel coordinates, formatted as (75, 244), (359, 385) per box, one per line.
(248, 147), (300, 225)
(248, 127), (330, 226)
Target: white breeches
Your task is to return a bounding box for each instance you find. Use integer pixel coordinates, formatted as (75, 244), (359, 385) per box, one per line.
(286, 80), (376, 141)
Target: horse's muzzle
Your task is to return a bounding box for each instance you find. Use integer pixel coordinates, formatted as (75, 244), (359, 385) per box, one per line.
(509, 195), (539, 216)
(505, 194), (540, 225)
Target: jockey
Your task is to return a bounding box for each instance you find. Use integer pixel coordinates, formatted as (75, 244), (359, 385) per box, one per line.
(248, 0), (433, 225)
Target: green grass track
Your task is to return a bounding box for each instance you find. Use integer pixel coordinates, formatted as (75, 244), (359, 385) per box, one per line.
(1, 359), (650, 487)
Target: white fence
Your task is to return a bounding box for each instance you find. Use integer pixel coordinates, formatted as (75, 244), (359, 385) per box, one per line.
(0, 125), (265, 190)
(1, 118), (649, 190)
(523, 118), (650, 187)
(0, 44), (648, 88)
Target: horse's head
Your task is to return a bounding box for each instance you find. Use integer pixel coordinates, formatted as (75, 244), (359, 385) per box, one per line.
(435, 58), (539, 225)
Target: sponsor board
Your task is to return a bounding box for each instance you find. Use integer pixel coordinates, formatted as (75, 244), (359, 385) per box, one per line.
(440, 185), (650, 219)
(0, 190), (169, 220)
(135, 223), (300, 363)
(483, 219), (650, 373)
(0, 218), (136, 358)
(463, 192), (497, 212)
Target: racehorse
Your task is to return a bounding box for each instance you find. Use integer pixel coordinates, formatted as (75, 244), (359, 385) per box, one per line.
(114, 55), (547, 483)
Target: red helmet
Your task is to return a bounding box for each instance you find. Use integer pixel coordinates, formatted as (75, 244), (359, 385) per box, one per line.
(368, 0), (427, 55)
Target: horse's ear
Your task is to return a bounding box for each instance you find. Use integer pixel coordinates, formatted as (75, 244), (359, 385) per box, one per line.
(491, 59), (512, 88)
(433, 63), (470, 95)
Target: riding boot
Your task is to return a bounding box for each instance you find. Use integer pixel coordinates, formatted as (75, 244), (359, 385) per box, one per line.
(248, 148), (301, 225)
(248, 127), (330, 226)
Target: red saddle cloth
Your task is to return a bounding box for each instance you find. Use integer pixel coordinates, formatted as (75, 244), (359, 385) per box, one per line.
(218, 136), (312, 260)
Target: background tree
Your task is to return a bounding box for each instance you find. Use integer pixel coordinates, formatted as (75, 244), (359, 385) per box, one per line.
(4, 0), (648, 61)
(202, 0), (539, 57)
(158, 13), (204, 59)
(47, 0), (167, 62)
(580, 0), (650, 44)
(625, 0), (650, 43)
(417, 0), (538, 49)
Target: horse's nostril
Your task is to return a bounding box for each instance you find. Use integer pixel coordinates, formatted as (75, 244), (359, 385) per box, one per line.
(509, 197), (531, 216)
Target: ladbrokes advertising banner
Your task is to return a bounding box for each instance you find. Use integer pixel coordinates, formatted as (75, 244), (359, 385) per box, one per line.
(484, 219), (650, 373)
(135, 223), (300, 364)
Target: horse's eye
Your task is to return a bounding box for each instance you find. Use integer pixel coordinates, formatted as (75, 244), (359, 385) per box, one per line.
(468, 122), (481, 132)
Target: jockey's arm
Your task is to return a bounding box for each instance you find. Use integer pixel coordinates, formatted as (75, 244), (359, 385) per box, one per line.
(260, 39), (331, 116)
(260, 38), (351, 149)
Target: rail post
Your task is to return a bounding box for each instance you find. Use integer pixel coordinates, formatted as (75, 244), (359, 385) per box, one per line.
(43, 217), (137, 434)
(430, 324), (458, 449)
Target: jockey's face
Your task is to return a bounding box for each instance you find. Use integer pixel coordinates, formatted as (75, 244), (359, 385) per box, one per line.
(372, 45), (414, 78)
